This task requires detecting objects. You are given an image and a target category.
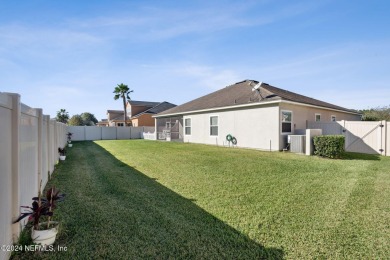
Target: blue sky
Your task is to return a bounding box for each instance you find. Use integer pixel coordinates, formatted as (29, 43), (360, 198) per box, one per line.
(1, 0), (389, 120)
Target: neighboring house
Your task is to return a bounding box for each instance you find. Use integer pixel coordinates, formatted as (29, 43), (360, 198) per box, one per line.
(106, 109), (129, 127)
(96, 119), (109, 127)
(154, 80), (361, 150)
(130, 101), (177, 127)
(97, 100), (176, 127)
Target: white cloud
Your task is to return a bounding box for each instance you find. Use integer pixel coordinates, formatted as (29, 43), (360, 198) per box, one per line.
(173, 64), (242, 89)
(1, 0), (388, 119)
(61, 1), (323, 42)
(0, 24), (101, 50)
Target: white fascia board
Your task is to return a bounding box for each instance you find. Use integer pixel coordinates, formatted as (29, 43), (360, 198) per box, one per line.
(153, 100), (281, 118)
(154, 99), (361, 118)
(280, 100), (361, 115)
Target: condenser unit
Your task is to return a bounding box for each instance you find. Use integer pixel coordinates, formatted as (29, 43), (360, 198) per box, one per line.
(289, 135), (306, 154)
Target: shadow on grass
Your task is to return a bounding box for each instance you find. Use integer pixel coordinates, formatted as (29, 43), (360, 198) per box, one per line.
(341, 152), (381, 161)
(13, 141), (284, 259)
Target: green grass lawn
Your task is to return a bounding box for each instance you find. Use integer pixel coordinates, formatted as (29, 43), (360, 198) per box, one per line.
(13, 140), (390, 259)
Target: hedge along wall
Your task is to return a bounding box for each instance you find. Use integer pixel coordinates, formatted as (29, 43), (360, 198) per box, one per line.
(313, 135), (345, 159)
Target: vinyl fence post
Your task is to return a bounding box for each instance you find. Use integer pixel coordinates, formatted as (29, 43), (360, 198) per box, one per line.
(54, 121), (58, 160)
(381, 120), (386, 156)
(341, 120), (346, 149)
(386, 121), (388, 156)
(9, 93), (21, 242)
(37, 109), (43, 193)
(45, 115), (51, 175)
(155, 118), (158, 140)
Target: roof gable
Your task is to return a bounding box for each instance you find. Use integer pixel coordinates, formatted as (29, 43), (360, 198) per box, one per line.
(131, 101), (176, 118)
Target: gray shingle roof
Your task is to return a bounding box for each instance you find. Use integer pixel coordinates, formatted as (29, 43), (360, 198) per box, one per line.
(156, 80), (359, 116)
(128, 100), (160, 107)
(111, 115), (130, 121)
(107, 110), (123, 114)
(131, 102), (176, 118)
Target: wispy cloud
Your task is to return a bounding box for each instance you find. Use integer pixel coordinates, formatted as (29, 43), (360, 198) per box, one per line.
(63, 1), (323, 42)
(173, 64), (242, 89)
(1, 0), (388, 119)
(0, 24), (101, 49)
(237, 41), (390, 109)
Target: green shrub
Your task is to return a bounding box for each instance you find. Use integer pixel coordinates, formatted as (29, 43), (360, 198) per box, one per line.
(313, 135), (345, 159)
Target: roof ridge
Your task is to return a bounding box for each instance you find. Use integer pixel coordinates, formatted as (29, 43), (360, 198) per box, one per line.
(128, 100), (160, 104)
(131, 101), (176, 118)
(262, 84), (356, 112)
(156, 80), (360, 117)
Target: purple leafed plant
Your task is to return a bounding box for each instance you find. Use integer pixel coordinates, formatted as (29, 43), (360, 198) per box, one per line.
(13, 184), (65, 230)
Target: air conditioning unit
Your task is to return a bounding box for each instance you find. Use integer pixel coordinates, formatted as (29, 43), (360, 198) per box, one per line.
(289, 135), (306, 154)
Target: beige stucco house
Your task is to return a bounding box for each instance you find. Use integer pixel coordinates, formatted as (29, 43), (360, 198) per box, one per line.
(154, 80), (361, 150)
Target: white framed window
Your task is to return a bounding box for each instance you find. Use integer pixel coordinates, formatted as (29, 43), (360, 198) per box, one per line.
(166, 122), (171, 129)
(210, 116), (218, 136)
(117, 123), (124, 127)
(315, 114), (321, 122)
(331, 115), (336, 122)
(281, 110), (292, 134)
(184, 118), (191, 135)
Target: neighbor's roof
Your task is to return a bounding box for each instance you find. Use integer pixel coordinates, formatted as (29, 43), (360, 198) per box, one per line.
(128, 100), (160, 107)
(111, 115), (130, 121)
(156, 80), (359, 117)
(131, 102), (176, 119)
(107, 110), (123, 114)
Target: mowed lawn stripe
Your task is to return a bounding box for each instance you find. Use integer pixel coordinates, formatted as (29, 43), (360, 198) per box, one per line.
(12, 140), (390, 259)
(94, 140), (390, 259)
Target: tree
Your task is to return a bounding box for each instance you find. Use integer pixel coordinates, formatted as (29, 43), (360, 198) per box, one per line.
(113, 83), (133, 126)
(80, 112), (98, 126)
(360, 105), (390, 121)
(68, 115), (83, 126)
(55, 109), (69, 124)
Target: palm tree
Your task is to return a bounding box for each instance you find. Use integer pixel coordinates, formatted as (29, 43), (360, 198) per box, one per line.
(55, 109), (69, 124)
(113, 83), (134, 126)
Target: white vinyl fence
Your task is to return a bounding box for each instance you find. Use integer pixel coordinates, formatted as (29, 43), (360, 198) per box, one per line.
(68, 126), (155, 141)
(308, 120), (389, 156)
(142, 131), (156, 140)
(0, 93), (67, 260)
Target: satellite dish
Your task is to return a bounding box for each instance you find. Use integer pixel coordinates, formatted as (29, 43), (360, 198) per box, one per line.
(252, 82), (263, 92)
